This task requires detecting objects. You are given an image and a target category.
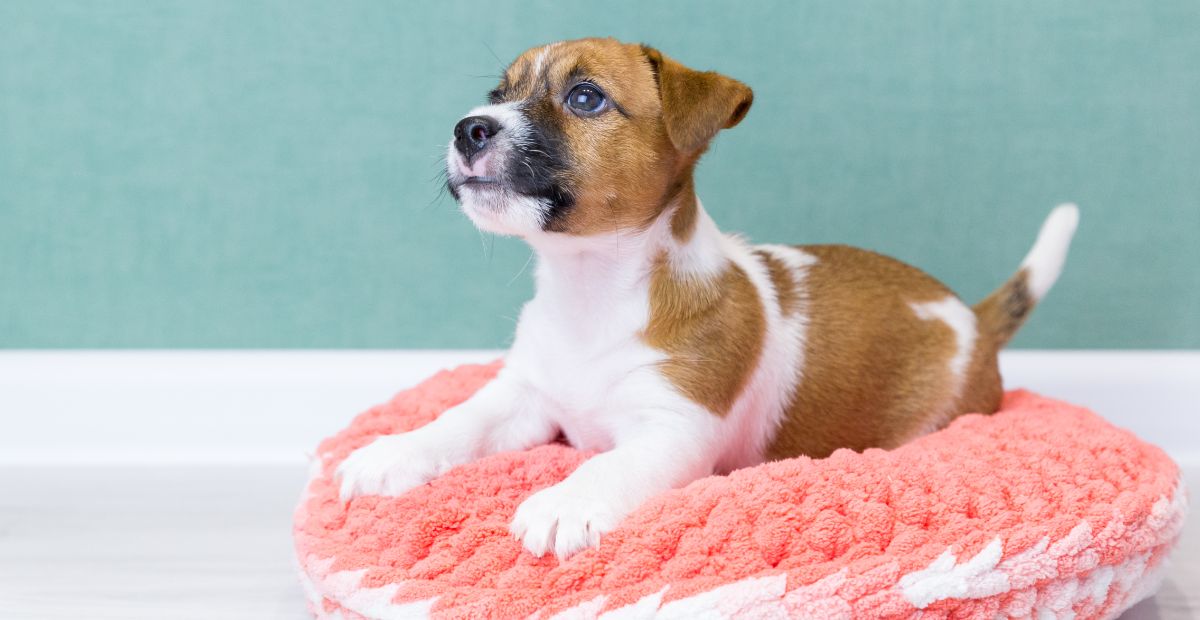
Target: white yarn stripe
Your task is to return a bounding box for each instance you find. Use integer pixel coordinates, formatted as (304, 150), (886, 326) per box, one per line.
(597, 587), (666, 620)
(298, 479), (1185, 619)
(899, 537), (1009, 607)
(547, 595), (608, 620)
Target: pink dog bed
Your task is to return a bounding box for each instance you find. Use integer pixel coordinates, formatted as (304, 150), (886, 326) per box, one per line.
(294, 362), (1186, 619)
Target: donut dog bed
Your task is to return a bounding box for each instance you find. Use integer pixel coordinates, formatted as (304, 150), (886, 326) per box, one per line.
(293, 362), (1186, 619)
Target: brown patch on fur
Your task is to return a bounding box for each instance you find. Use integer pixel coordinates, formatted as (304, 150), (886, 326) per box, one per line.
(753, 250), (800, 316)
(764, 245), (986, 459)
(643, 255), (766, 416)
(669, 185), (699, 242)
(495, 39), (752, 237)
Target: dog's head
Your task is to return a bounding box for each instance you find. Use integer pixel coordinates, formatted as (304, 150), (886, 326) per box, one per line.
(445, 38), (752, 240)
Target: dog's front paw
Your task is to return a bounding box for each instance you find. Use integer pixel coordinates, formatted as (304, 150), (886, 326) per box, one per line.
(510, 483), (621, 560)
(336, 434), (441, 501)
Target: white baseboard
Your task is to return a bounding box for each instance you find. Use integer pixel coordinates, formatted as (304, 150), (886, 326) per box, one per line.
(1, 350), (1196, 466)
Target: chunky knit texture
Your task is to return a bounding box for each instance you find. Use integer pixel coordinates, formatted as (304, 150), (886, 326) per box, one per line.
(294, 362), (1185, 619)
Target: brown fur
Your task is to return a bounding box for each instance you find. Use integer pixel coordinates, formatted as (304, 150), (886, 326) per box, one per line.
(668, 177), (700, 243)
(643, 254), (766, 416)
(763, 245), (1003, 459)
(639, 46), (754, 154)
(630, 44), (762, 415)
(502, 39), (673, 235)
(950, 269), (1037, 419)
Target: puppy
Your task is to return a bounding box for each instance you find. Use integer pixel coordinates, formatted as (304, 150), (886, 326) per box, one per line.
(338, 38), (1079, 560)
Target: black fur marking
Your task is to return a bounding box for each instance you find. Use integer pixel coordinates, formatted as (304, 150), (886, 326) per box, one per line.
(506, 100), (575, 231)
(1001, 274), (1033, 335)
(564, 64), (587, 87)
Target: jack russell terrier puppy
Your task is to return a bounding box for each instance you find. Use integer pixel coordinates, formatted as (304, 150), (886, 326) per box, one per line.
(338, 38), (1079, 560)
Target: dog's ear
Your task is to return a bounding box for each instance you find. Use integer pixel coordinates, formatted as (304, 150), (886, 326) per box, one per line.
(641, 45), (753, 154)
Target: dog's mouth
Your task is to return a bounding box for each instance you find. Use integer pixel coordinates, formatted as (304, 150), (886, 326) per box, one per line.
(446, 172), (505, 204)
(446, 142), (574, 233)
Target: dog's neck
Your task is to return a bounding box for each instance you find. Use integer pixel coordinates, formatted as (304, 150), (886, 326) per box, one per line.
(524, 192), (729, 323)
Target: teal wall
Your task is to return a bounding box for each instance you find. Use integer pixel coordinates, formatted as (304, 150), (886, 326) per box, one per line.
(2, 1), (1197, 349)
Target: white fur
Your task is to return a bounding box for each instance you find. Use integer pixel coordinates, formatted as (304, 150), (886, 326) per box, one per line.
(713, 241), (815, 471)
(463, 102), (528, 139)
(504, 204), (745, 558)
(904, 296), (980, 440)
(531, 43), (560, 78)
(733, 243), (817, 467)
(337, 372), (559, 500)
(910, 296), (978, 382)
(337, 195), (807, 559)
(665, 199), (728, 279)
(1020, 203), (1080, 301)
(445, 102), (550, 236)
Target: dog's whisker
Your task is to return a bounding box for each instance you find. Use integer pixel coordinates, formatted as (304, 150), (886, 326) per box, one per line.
(482, 41), (506, 74)
(472, 226), (489, 257)
(507, 251), (536, 287)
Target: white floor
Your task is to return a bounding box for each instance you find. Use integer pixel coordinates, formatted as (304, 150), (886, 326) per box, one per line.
(0, 464), (1195, 619)
(0, 465), (310, 619)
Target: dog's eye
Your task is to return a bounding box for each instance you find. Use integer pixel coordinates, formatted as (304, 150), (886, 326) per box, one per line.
(565, 83), (607, 116)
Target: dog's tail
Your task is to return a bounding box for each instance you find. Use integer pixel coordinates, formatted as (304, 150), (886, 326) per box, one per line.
(973, 204), (1080, 348)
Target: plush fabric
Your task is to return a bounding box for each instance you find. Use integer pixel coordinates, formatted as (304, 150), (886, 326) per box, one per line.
(293, 362), (1186, 620)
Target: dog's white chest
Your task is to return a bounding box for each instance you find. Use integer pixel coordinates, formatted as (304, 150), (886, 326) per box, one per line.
(507, 291), (665, 452)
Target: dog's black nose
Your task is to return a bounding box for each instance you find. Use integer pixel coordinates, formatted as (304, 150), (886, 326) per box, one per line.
(454, 115), (500, 161)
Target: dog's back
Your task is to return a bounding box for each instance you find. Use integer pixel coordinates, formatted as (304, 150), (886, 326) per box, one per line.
(762, 204), (1080, 459)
